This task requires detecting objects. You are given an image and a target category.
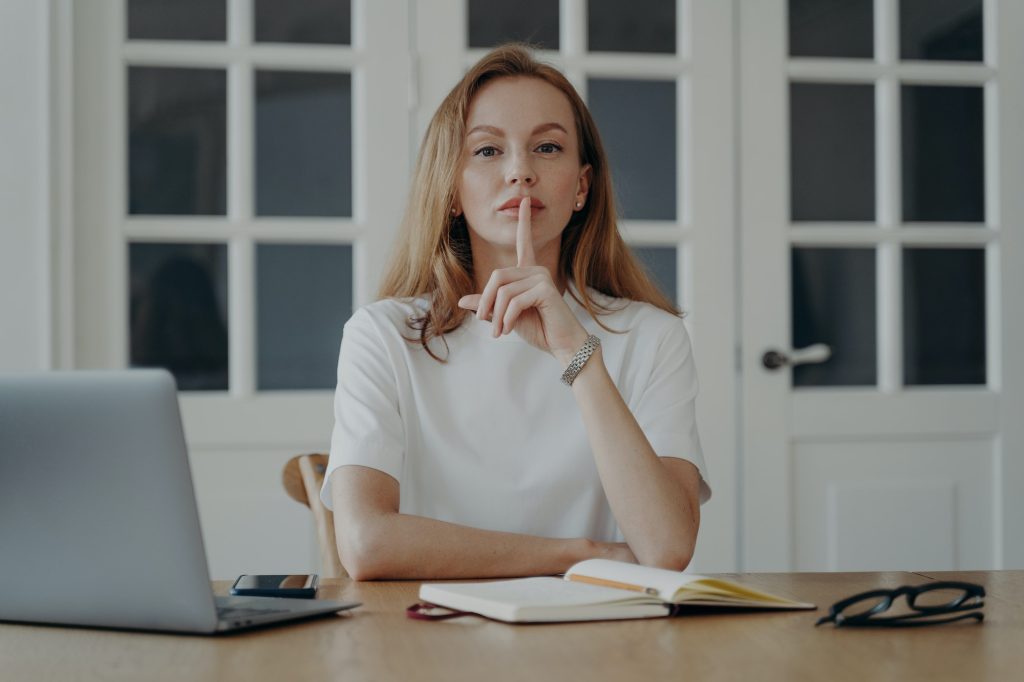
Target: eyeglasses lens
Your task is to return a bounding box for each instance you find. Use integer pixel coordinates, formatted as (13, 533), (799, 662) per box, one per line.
(914, 588), (971, 609)
(839, 594), (890, 618)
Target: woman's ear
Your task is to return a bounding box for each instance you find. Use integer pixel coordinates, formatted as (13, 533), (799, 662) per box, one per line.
(575, 164), (593, 209)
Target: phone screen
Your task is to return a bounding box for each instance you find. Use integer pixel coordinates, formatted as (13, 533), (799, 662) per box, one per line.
(234, 574), (314, 590)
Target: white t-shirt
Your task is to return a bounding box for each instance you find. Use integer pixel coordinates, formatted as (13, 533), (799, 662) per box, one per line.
(319, 284), (711, 543)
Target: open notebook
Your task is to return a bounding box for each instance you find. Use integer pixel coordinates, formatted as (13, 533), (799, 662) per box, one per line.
(416, 559), (816, 623)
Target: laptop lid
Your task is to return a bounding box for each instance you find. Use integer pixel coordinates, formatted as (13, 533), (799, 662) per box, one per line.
(0, 370), (221, 633)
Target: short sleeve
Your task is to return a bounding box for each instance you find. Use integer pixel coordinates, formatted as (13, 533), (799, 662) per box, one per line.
(319, 308), (406, 510)
(633, 317), (712, 504)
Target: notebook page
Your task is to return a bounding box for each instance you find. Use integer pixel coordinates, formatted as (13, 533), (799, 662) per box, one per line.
(421, 577), (656, 609)
(565, 560), (815, 608)
(565, 559), (707, 600)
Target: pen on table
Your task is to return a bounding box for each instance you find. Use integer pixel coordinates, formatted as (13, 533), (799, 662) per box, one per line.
(568, 574), (660, 596)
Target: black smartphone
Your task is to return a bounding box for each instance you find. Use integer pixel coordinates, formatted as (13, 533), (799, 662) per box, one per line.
(230, 574), (319, 598)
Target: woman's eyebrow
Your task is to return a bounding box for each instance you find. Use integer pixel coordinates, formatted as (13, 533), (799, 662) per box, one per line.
(531, 122), (568, 135)
(466, 122), (569, 137)
(467, 124), (504, 137)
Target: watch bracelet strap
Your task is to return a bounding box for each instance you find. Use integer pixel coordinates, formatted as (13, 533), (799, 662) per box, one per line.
(561, 334), (601, 386)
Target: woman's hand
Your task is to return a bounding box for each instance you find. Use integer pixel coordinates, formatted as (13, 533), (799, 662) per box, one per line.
(458, 197), (589, 363)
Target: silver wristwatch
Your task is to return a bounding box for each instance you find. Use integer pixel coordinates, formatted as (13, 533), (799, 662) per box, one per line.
(561, 334), (601, 386)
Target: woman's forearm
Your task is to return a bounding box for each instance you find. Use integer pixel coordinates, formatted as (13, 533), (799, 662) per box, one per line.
(340, 512), (626, 581)
(560, 345), (700, 569)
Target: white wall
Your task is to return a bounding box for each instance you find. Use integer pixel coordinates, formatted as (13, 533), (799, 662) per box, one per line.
(0, 0), (50, 372)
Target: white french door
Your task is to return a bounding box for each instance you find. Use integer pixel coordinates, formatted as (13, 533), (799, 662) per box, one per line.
(739, 0), (1024, 571)
(71, 0), (411, 578)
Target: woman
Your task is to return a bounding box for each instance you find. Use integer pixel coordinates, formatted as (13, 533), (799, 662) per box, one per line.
(320, 44), (711, 580)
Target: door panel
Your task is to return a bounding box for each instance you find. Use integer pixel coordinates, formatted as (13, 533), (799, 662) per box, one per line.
(740, 0), (1022, 571)
(793, 438), (995, 571)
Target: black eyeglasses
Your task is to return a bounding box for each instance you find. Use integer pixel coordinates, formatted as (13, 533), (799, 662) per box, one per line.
(815, 581), (985, 628)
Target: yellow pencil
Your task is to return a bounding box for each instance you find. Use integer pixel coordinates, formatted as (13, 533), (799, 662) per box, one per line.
(568, 574), (660, 596)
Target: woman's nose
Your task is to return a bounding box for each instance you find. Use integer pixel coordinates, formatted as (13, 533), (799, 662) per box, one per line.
(505, 154), (536, 186)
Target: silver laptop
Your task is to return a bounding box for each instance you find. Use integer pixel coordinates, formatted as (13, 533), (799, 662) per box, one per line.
(0, 369), (359, 634)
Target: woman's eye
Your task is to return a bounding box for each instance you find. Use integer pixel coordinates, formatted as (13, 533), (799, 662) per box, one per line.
(474, 146), (499, 158)
(536, 143), (562, 154)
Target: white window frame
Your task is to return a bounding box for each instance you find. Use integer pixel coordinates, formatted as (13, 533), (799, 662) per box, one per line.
(64, 0), (411, 446)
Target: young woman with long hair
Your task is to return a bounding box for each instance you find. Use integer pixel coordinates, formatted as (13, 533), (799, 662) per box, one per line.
(319, 44), (711, 580)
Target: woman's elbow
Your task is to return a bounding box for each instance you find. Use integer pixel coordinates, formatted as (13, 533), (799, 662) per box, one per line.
(336, 518), (390, 581)
(649, 502), (700, 571)
(644, 548), (694, 573)
(638, 528), (698, 572)
(341, 552), (379, 582)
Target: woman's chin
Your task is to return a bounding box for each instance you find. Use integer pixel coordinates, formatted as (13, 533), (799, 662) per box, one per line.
(467, 223), (560, 253)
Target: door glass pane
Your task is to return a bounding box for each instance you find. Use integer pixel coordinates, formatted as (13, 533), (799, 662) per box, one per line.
(788, 0), (873, 59)
(127, 0), (226, 41)
(588, 79), (676, 220)
(588, 0), (675, 54)
(792, 248), (876, 386)
(255, 70), (352, 217)
(903, 248), (985, 385)
(633, 246), (677, 306)
(900, 0), (982, 62)
(129, 67), (227, 216)
(790, 83), (874, 222)
(129, 243), (228, 391)
(468, 0), (559, 50)
(254, 0), (351, 45)
(901, 85), (984, 223)
(256, 244), (353, 390)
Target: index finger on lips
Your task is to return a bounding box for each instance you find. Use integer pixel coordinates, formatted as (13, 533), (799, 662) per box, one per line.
(516, 197), (535, 267)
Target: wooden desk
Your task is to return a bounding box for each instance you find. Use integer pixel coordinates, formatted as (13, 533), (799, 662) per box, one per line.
(2, 571), (1022, 681)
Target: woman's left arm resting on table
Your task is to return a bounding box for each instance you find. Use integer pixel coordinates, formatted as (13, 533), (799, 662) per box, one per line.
(564, 343), (702, 571)
(461, 200), (701, 570)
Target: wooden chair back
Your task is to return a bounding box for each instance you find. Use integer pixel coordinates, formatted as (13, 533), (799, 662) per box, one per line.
(282, 453), (346, 578)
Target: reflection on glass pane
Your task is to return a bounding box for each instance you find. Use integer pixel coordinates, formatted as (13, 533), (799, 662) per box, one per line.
(129, 243), (228, 391)
(254, 0), (351, 45)
(902, 86), (984, 223)
(129, 67), (227, 216)
(900, 0), (982, 61)
(788, 0), (873, 58)
(588, 0), (675, 54)
(468, 0), (559, 49)
(903, 248), (985, 385)
(633, 246), (677, 306)
(256, 71), (352, 217)
(588, 79), (676, 220)
(790, 83), (874, 222)
(792, 248), (876, 386)
(256, 244), (353, 390)
(128, 0), (226, 41)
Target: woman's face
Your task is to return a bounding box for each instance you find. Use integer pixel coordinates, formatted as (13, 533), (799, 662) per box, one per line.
(456, 76), (590, 257)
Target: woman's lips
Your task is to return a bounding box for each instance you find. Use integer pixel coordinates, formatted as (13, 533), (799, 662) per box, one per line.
(497, 197), (545, 216)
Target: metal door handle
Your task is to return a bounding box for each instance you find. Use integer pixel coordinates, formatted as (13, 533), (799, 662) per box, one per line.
(762, 343), (831, 370)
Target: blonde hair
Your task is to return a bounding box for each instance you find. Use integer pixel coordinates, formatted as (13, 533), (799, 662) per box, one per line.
(378, 44), (680, 362)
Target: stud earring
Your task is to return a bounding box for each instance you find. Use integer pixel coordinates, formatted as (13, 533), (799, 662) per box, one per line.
(575, 201), (582, 209)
